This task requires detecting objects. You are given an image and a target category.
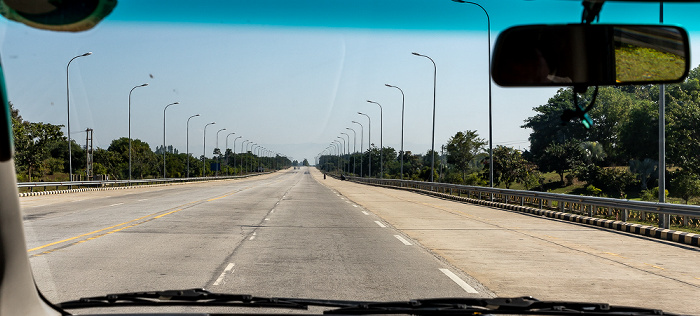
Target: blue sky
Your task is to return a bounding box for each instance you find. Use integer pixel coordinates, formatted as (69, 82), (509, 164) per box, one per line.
(2, 0), (700, 164)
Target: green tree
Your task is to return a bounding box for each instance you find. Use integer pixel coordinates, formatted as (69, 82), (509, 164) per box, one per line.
(538, 140), (584, 184)
(13, 121), (64, 181)
(302, 158), (309, 166)
(629, 158), (657, 190)
(492, 145), (530, 189)
(580, 141), (607, 164)
(670, 172), (700, 204)
(445, 130), (487, 183)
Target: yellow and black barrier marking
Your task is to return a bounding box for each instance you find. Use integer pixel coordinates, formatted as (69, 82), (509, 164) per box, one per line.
(353, 180), (700, 248)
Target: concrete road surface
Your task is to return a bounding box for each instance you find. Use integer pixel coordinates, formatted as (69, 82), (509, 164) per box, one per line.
(314, 168), (700, 315)
(22, 168), (491, 314)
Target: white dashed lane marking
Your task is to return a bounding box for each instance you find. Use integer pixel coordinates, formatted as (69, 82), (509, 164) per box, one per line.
(394, 235), (412, 245)
(439, 269), (478, 293)
(374, 221), (386, 228)
(213, 263), (235, 286)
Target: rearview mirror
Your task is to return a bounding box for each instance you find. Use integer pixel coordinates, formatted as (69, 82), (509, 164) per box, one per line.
(491, 24), (690, 87)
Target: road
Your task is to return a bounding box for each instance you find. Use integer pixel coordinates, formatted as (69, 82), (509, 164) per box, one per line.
(22, 168), (489, 314)
(21, 167), (700, 314)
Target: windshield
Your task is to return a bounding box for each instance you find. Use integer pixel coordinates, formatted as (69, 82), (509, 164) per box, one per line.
(7, 0), (700, 315)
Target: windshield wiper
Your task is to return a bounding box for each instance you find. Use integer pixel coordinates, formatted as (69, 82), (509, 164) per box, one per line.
(58, 291), (679, 315)
(324, 297), (679, 315)
(57, 288), (359, 310)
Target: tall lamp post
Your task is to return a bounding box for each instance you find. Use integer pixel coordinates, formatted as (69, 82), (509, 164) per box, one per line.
(225, 132), (236, 176)
(386, 84), (405, 180)
(366, 100), (383, 178)
(186, 114), (200, 178)
(352, 121), (364, 177)
(451, 0), (493, 188)
(346, 127), (357, 175)
(128, 83), (149, 180)
(337, 136), (346, 174)
(412, 52), (437, 182)
(241, 140), (249, 174)
(66, 52), (91, 182)
(248, 143), (256, 173)
(333, 140), (342, 174)
(203, 122), (216, 177)
(232, 136), (242, 175)
(341, 133), (351, 174)
(162, 101), (179, 178)
(215, 128), (227, 176)
(358, 112), (371, 177)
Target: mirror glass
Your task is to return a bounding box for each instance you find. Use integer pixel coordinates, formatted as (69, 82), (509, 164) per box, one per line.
(491, 24), (690, 87)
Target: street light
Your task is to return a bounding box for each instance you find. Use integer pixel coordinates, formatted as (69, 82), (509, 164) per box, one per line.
(352, 121), (364, 177)
(248, 143), (256, 173)
(186, 114), (200, 178)
(203, 122), (216, 177)
(128, 83), (148, 180)
(412, 52), (437, 182)
(241, 140), (249, 174)
(346, 127), (357, 175)
(337, 136), (346, 174)
(162, 101), (179, 178)
(386, 84), (405, 180)
(451, 0), (493, 188)
(341, 132), (351, 174)
(358, 112), (371, 177)
(232, 136), (242, 175)
(225, 132), (236, 176)
(366, 100), (383, 178)
(215, 128), (227, 176)
(66, 52), (91, 182)
(333, 140), (342, 174)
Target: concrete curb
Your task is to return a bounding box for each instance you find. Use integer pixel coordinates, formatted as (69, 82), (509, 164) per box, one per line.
(356, 180), (700, 248)
(18, 182), (176, 197)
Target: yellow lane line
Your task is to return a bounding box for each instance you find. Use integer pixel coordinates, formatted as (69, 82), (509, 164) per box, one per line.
(28, 187), (248, 254)
(27, 212), (157, 252)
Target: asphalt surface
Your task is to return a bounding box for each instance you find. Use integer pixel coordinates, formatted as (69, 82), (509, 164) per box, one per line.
(22, 168), (490, 314)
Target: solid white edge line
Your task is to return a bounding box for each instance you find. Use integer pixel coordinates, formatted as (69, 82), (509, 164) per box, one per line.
(374, 221), (386, 228)
(439, 268), (478, 293)
(394, 235), (412, 245)
(213, 263), (235, 286)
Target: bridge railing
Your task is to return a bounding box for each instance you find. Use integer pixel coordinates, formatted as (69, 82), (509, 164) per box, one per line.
(348, 177), (700, 229)
(17, 172), (273, 192)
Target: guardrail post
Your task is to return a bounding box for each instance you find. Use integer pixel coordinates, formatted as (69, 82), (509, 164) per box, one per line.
(622, 209), (629, 221)
(560, 201), (565, 213)
(588, 204), (594, 217)
(683, 215), (688, 227)
(520, 196), (524, 206)
(538, 198), (542, 209)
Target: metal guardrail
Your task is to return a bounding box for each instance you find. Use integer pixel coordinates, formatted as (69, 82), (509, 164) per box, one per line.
(347, 176), (700, 228)
(17, 172), (273, 191)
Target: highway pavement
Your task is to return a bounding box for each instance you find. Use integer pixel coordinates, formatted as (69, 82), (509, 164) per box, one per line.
(22, 168), (490, 314)
(315, 168), (700, 315)
(21, 166), (700, 314)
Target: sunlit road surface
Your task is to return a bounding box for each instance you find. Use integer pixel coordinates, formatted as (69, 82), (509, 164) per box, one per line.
(21, 167), (699, 314)
(22, 168), (489, 314)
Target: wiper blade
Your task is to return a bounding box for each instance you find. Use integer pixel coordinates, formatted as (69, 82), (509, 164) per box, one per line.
(324, 297), (680, 315)
(57, 288), (356, 310)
